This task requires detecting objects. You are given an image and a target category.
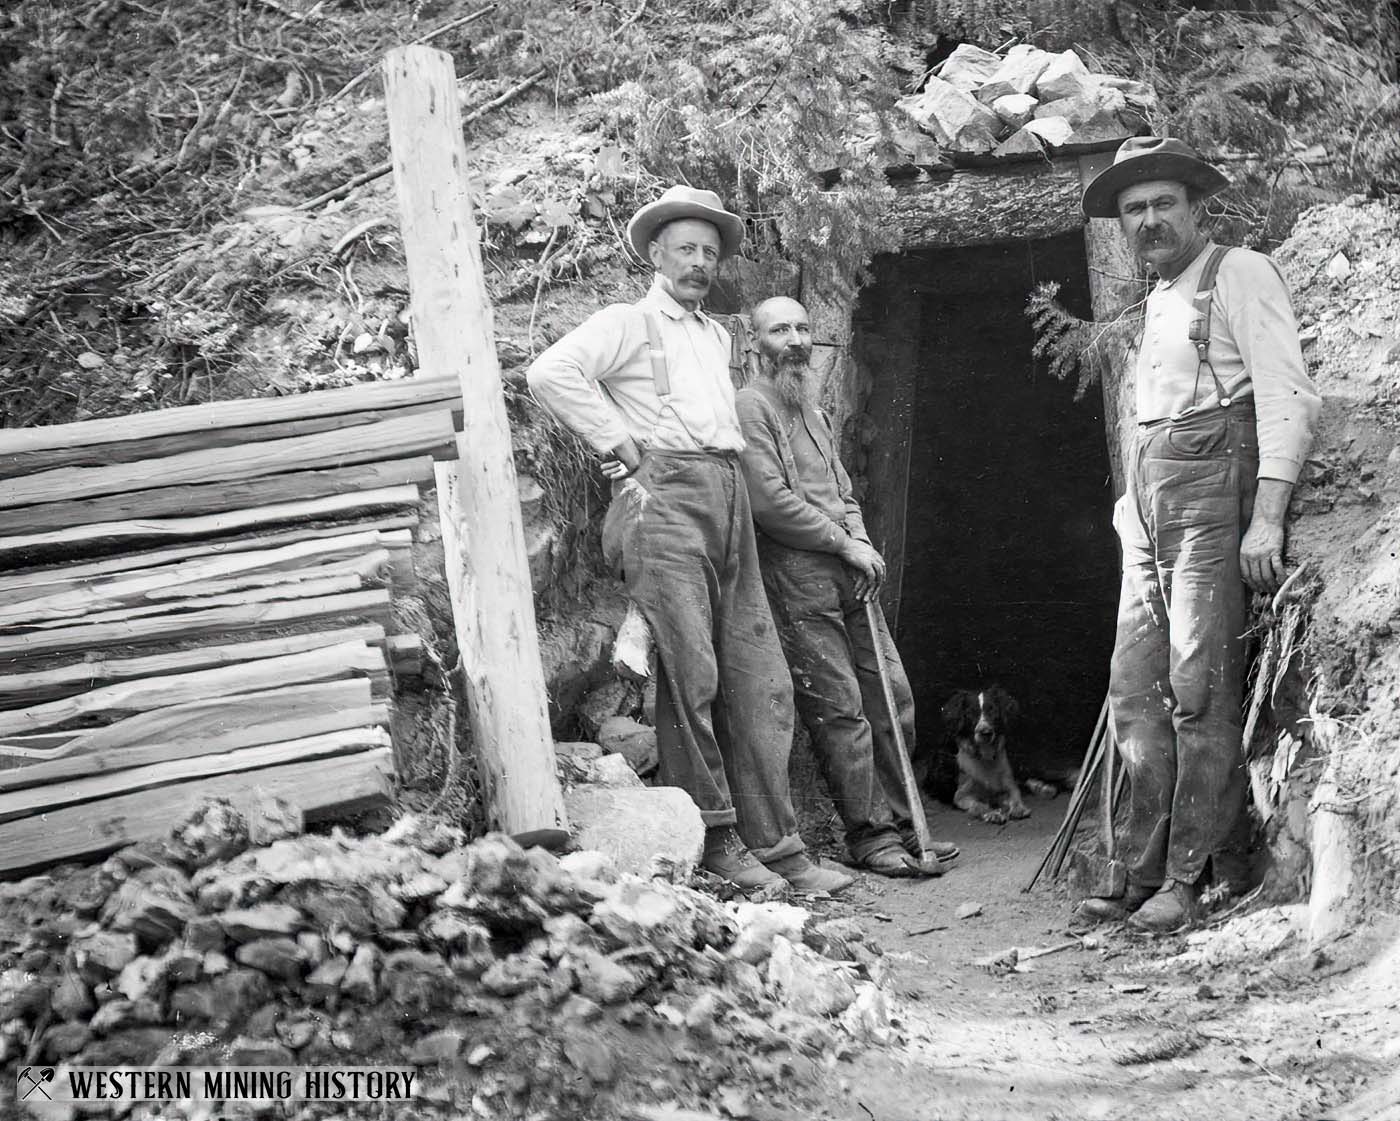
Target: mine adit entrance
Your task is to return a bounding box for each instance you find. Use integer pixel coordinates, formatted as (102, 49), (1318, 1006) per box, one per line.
(852, 230), (1120, 791)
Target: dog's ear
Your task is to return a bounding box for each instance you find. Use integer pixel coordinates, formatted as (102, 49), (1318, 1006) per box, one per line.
(988, 685), (1020, 726)
(941, 690), (975, 730)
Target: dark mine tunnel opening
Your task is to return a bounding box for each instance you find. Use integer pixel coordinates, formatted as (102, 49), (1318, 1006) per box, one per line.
(852, 231), (1120, 794)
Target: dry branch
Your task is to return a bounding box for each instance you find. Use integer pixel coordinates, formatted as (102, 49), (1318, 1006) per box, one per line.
(296, 68), (547, 212)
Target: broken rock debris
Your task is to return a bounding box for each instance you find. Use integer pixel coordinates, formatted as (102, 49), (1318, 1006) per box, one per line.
(0, 796), (894, 1115)
(898, 46), (1152, 159)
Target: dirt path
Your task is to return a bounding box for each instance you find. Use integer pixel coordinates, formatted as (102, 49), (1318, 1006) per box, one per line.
(779, 798), (1400, 1121)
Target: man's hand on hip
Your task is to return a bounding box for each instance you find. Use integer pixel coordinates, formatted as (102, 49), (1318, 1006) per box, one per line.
(601, 436), (643, 481)
(839, 537), (886, 602)
(1240, 478), (1295, 593)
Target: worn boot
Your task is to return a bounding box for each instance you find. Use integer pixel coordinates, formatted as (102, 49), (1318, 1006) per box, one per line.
(701, 826), (785, 892)
(898, 824), (960, 864)
(1073, 884), (1155, 925)
(763, 853), (854, 894)
(1128, 879), (1200, 934)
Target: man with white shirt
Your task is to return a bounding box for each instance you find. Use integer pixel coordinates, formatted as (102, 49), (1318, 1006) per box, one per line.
(1076, 138), (1322, 932)
(527, 186), (851, 895)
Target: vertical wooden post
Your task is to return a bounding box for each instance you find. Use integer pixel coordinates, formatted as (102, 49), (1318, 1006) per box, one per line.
(382, 46), (566, 833)
(1078, 153), (1144, 500)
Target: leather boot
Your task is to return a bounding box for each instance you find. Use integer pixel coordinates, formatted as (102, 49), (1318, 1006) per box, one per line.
(763, 853), (854, 894)
(899, 826), (960, 864)
(701, 826), (785, 891)
(1073, 884), (1154, 925)
(1128, 879), (1200, 934)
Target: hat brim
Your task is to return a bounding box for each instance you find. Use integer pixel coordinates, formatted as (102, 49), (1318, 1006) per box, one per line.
(1081, 154), (1230, 219)
(626, 200), (745, 261)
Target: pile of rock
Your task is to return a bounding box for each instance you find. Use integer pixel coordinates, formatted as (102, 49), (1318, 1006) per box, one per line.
(0, 798), (893, 1118)
(896, 44), (1155, 160)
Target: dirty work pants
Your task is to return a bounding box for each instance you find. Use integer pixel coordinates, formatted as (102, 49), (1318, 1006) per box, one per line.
(1109, 403), (1258, 892)
(617, 450), (804, 863)
(758, 544), (915, 862)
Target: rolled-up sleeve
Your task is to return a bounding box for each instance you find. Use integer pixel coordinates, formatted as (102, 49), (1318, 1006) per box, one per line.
(526, 305), (639, 454)
(736, 391), (846, 553)
(1221, 255), (1323, 483)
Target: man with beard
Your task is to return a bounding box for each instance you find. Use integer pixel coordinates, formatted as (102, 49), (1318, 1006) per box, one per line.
(734, 296), (960, 877)
(527, 188), (851, 894)
(1076, 138), (1321, 932)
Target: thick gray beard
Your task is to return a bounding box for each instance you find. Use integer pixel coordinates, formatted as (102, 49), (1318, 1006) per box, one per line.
(763, 361), (811, 411)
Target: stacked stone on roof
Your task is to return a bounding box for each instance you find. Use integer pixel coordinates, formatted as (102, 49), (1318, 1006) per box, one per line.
(895, 46), (1155, 161)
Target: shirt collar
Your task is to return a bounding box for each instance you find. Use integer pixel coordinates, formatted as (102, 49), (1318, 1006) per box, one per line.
(1157, 241), (1216, 290)
(645, 275), (709, 322)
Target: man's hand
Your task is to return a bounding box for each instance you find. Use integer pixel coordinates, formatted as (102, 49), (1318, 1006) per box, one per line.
(1240, 478), (1294, 593)
(601, 436), (642, 481)
(839, 536), (886, 602)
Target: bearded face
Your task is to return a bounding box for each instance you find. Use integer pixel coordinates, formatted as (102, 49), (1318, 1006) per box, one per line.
(753, 297), (814, 409)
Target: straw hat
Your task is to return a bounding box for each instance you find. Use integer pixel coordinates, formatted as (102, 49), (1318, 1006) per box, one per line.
(1082, 137), (1230, 218)
(625, 185), (745, 260)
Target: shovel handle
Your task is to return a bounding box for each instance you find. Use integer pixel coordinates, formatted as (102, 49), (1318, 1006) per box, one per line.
(863, 599), (932, 860)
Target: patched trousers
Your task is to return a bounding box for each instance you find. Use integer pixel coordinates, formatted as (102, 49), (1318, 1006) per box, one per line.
(758, 544), (915, 862)
(1109, 403), (1258, 891)
(615, 450), (804, 863)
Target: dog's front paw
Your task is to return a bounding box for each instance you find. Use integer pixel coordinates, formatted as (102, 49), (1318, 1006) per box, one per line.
(1025, 779), (1057, 798)
(1009, 803), (1031, 820)
(981, 808), (1009, 825)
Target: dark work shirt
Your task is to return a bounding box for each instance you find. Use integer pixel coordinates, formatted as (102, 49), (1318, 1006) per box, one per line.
(734, 382), (869, 553)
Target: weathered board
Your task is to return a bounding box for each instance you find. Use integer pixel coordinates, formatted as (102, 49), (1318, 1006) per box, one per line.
(0, 748), (394, 875)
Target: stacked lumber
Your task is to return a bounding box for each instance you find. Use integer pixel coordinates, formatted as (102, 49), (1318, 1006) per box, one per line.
(0, 376), (464, 875)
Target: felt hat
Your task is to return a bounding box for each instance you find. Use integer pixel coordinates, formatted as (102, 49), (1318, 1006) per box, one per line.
(625, 185), (745, 261)
(1081, 136), (1230, 218)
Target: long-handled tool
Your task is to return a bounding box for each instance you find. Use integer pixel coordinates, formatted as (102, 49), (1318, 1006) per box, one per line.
(1091, 714), (1127, 898)
(1025, 694), (1109, 892)
(863, 598), (933, 862)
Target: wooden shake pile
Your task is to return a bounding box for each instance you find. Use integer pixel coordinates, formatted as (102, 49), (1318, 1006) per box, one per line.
(0, 377), (464, 875)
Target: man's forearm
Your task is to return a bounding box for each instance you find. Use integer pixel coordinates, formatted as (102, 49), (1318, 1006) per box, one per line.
(1251, 477), (1294, 527)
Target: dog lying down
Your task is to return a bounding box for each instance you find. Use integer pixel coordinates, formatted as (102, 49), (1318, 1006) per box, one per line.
(941, 686), (1059, 824)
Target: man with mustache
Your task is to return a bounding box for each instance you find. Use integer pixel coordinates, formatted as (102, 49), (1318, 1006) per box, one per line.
(527, 188), (851, 894)
(1076, 138), (1321, 932)
(734, 296), (961, 877)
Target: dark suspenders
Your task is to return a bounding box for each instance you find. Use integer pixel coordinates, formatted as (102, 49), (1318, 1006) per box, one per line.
(1186, 245), (1241, 411)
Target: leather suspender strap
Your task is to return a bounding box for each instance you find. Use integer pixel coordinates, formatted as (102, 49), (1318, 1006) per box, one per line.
(641, 309), (670, 398)
(1188, 245), (1235, 408)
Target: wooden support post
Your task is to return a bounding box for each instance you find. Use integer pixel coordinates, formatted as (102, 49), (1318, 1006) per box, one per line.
(382, 45), (566, 833)
(1077, 153), (1146, 500)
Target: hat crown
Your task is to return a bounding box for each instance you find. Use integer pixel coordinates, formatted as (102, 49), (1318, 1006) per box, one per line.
(653, 185), (728, 212)
(1112, 135), (1207, 169)
(625, 183), (745, 260)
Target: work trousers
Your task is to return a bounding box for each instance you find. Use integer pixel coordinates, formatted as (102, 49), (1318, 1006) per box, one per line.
(1109, 403), (1258, 891)
(615, 450), (804, 863)
(758, 544), (915, 862)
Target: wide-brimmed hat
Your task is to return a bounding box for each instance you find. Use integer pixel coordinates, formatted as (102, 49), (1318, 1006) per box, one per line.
(1082, 137), (1230, 218)
(625, 185), (745, 261)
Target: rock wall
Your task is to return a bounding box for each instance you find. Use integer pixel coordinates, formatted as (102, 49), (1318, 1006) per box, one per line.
(1265, 198), (1400, 939)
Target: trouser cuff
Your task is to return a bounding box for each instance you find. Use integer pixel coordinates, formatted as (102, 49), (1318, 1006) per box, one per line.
(748, 832), (806, 865)
(847, 824), (904, 863)
(699, 807), (738, 829)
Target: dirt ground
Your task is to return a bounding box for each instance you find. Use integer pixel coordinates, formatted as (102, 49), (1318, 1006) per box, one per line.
(771, 796), (1400, 1121)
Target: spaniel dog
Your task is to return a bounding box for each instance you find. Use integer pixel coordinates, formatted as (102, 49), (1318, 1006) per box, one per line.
(941, 686), (1055, 824)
